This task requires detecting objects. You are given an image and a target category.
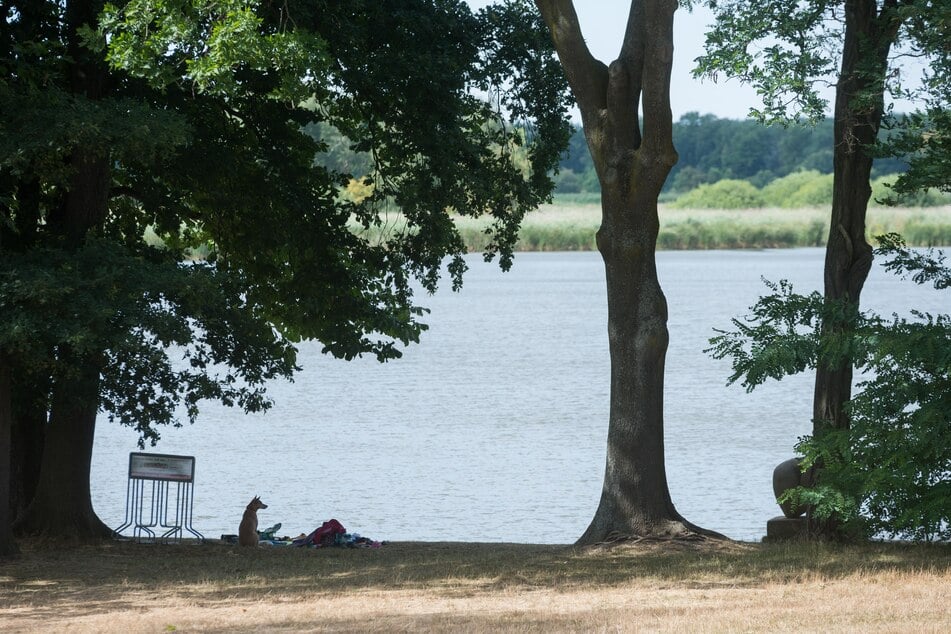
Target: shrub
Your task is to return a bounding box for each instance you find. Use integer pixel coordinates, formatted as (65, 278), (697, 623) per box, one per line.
(671, 179), (765, 209)
(553, 169), (583, 194)
(787, 173), (834, 207)
(343, 177), (374, 203)
(760, 170), (824, 207)
(668, 165), (711, 193)
(871, 174), (951, 207)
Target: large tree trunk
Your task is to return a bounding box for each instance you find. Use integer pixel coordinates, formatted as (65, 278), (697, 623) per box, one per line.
(9, 375), (47, 525)
(14, 148), (113, 538)
(537, 0), (721, 545)
(3, 175), (46, 526)
(10, 0), (114, 539)
(15, 350), (111, 539)
(14, 152), (112, 540)
(0, 360), (18, 556)
(579, 166), (709, 542)
(813, 0), (898, 434)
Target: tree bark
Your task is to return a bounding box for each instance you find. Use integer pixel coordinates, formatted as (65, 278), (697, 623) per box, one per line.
(12, 0), (113, 539)
(3, 177), (49, 528)
(537, 0), (722, 544)
(0, 360), (18, 556)
(813, 0), (899, 433)
(9, 374), (47, 524)
(15, 350), (111, 539)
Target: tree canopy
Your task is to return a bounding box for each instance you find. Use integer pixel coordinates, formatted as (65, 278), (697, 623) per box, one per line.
(0, 0), (571, 546)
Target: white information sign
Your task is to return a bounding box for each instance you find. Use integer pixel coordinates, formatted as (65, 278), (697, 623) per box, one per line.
(128, 453), (195, 482)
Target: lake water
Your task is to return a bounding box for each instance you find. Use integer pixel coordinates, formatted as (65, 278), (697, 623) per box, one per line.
(90, 248), (944, 543)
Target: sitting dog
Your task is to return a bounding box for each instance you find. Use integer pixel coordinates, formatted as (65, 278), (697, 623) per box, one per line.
(238, 496), (268, 547)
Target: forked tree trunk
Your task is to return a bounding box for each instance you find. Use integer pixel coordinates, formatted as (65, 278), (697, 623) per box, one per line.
(536, 0), (721, 544)
(813, 0), (899, 434)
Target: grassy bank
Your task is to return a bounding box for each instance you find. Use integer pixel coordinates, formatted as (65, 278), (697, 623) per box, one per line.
(2, 538), (950, 632)
(455, 204), (951, 252)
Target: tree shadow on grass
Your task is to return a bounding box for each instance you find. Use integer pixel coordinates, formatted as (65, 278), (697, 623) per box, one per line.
(2, 538), (950, 618)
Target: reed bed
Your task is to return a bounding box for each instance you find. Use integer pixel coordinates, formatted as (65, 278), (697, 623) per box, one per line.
(149, 204), (949, 257)
(455, 204), (951, 252)
(2, 538), (949, 632)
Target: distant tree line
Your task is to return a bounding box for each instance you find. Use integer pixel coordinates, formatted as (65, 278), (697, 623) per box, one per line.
(306, 113), (941, 206)
(554, 113), (909, 194)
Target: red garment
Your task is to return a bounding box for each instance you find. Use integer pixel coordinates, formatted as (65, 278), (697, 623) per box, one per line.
(305, 519), (346, 547)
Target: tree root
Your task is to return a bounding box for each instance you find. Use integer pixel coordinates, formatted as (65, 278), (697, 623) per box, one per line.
(577, 516), (731, 548)
(13, 512), (113, 542)
(592, 529), (721, 548)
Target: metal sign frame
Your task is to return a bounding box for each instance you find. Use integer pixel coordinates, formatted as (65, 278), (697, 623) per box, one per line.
(113, 452), (204, 543)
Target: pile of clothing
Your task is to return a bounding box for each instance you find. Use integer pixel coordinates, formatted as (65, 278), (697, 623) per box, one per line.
(289, 519), (382, 548)
(248, 519), (383, 548)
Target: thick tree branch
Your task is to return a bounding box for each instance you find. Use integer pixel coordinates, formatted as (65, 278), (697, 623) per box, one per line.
(639, 0), (677, 163)
(606, 60), (640, 153)
(534, 0), (609, 125)
(607, 0), (648, 152)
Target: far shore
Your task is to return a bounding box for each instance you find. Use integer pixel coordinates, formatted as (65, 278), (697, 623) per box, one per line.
(160, 204), (950, 259)
(454, 203), (951, 252)
(2, 537), (950, 632)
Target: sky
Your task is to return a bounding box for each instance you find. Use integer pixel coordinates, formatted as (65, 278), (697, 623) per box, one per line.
(464, 1), (783, 121)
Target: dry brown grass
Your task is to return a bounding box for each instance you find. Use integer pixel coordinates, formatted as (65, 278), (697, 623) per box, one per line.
(2, 538), (950, 632)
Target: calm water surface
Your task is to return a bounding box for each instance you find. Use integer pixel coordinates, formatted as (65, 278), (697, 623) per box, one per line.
(90, 248), (943, 543)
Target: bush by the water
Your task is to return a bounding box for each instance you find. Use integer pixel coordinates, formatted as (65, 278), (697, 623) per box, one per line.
(788, 174), (835, 207)
(871, 174), (951, 207)
(669, 179), (766, 209)
(760, 171), (824, 207)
